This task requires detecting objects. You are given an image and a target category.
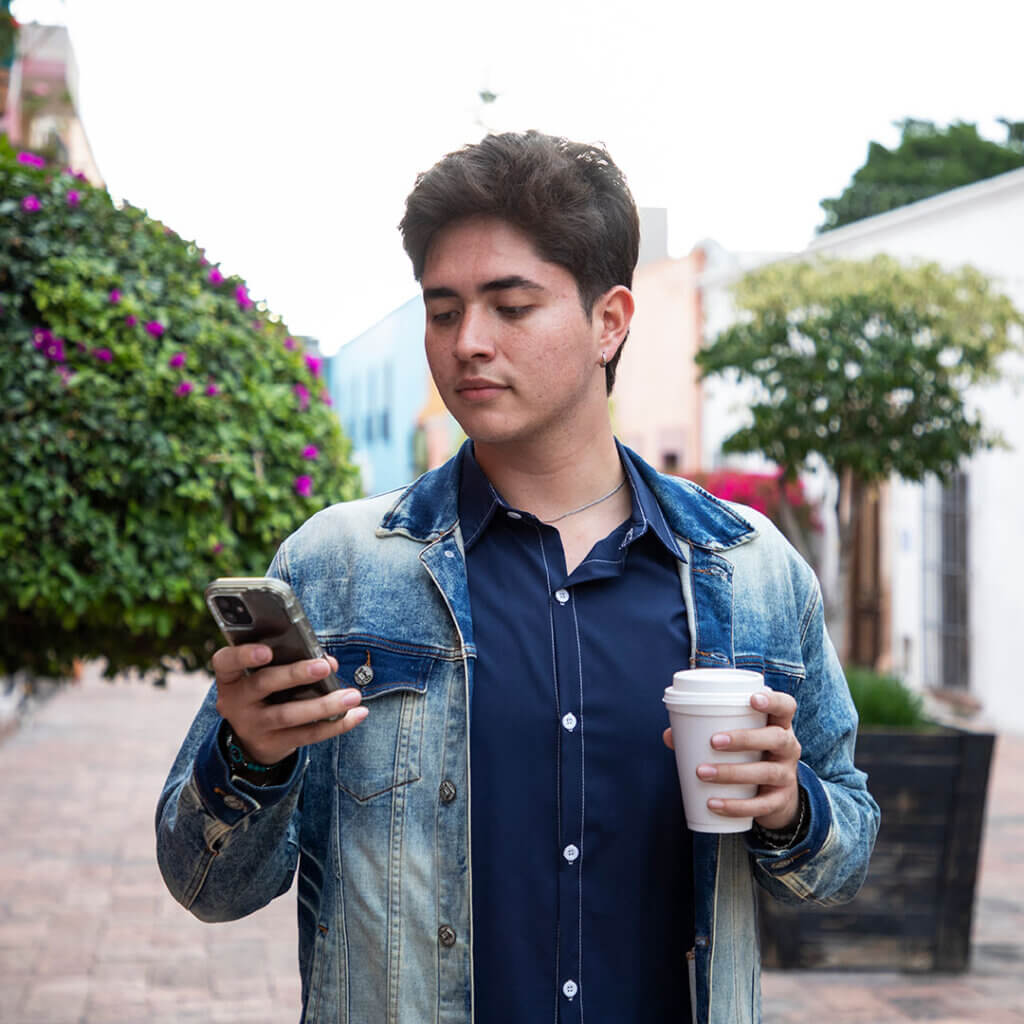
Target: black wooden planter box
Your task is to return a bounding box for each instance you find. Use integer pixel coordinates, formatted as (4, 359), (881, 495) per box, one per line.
(758, 727), (995, 972)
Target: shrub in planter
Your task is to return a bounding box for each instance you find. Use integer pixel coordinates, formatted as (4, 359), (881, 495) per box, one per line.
(0, 139), (360, 682)
(759, 667), (994, 971)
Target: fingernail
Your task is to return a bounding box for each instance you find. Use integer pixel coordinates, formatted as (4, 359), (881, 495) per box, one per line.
(711, 733), (730, 748)
(697, 764), (717, 780)
(307, 659), (327, 678)
(340, 689), (362, 706)
(254, 646), (272, 663)
(752, 693), (768, 709)
(349, 706), (369, 723)
(707, 798), (725, 811)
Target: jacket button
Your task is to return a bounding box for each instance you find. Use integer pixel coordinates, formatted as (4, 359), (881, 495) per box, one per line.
(439, 780), (457, 804)
(353, 664), (374, 686)
(438, 925), (457, 947)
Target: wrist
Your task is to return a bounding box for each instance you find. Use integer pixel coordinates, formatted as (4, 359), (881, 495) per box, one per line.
(752, 786), (809, 849)
(219, 722), (292, 787)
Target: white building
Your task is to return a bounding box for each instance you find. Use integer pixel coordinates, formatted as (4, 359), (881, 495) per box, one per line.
(702, 168), (1024, 733)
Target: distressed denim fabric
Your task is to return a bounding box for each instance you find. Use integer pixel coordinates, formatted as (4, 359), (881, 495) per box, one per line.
(156, 443), (879, 1024)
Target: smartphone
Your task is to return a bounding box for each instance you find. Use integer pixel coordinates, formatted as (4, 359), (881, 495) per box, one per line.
(205, 576), (341, 704)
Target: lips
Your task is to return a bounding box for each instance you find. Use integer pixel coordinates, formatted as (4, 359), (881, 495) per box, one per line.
(455, 378), (508, 400)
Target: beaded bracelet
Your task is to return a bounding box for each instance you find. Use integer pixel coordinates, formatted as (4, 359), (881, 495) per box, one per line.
(752, 786), (808, 850)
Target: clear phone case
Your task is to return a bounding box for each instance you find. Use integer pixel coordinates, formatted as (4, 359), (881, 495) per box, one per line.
(205, 576), (340, 702)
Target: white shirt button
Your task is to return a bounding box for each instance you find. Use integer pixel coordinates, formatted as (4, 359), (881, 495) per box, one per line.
(506, 510), (522, 520)
(554, 588), (569, 604)
(562, 712), (577, 731)
(562, 979), (578, 1000)
(563, 844), (579, 863)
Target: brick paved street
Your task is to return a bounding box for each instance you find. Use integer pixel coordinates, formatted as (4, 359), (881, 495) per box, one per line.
(0, 665), (1021, 1023)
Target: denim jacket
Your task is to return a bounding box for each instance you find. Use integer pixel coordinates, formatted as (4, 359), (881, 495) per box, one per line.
(156, 445), (879, 1024)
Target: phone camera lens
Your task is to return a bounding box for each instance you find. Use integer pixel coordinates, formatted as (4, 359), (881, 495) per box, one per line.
(214, 595), (253, 626)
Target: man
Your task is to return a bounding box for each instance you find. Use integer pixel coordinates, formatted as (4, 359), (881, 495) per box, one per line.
(157, 131), (879, 1024)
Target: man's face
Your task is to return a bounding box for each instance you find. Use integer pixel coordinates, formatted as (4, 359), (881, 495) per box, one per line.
(421, 216), (607, 451)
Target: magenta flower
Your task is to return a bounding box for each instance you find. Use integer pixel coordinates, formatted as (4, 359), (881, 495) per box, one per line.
(175, 381), (194, 396)
(168, 352), (186, 368)
(40, 335), (66, 362)
(284, 336), (297, 350)
(109, 289), (121, 304)
(125, 314), (138, 327)
(320, 388), (333, 407)
(32, 327), (53, 348)
(66, 190), (81, 206)
(305, 354), (322, 377)
(252, 320), (263, 330)
(235, 285), (252, 310)
(302, 445), (319, 460)
(212, 542), (224, 554)
(294, 383), (310, 411)
(93, 348), (114, 362)
(145, 321), (165, 337)
(208, 268), (224, 285)
(294, 475), (313, 498)
(17, 152), (45, 168)
(22, 195), (41, 212)
(57, 365), (75, 385)
(205, 382), (220, 396)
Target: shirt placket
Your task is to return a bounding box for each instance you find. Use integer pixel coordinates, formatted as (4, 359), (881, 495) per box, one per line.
(548, 546), (585, 1023)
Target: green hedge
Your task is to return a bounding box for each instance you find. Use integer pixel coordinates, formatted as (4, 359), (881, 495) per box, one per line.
(0, 139), (360, 680)
(845, 665), (929, 728)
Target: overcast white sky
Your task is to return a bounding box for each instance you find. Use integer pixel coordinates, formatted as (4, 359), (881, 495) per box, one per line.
(12, 0), (1024, 352)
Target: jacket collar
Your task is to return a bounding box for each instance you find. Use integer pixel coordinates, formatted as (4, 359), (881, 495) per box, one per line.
(377, 440), (758, 553)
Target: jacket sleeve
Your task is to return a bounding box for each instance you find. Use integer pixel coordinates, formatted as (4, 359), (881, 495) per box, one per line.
(155, 681), (307, 922)
(155, 550), (306, 923)
(747, 578), (881, 907)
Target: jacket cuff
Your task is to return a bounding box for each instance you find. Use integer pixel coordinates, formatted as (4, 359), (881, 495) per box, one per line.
(747, 760), (831, 871)
(193, 718), (304, 825)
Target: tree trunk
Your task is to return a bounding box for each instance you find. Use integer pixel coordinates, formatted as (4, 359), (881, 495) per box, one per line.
(834, 468), (865, 667)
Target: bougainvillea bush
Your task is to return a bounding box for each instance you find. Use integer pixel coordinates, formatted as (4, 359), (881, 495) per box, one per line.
(0, 139), (360, 680)
(683, 468), (823, 569)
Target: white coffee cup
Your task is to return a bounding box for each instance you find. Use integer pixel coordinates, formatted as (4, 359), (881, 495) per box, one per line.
(663, 668), (770, 833)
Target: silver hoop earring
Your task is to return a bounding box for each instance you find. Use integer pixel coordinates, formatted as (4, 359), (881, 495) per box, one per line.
(599, 351), (607, 368)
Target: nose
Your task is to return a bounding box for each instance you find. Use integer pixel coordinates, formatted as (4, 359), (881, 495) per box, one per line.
(453, 305), (495, 362)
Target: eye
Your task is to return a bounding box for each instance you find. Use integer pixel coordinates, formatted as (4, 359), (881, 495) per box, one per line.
(498, 305), (532, 319)
(430, 310), (460, 325)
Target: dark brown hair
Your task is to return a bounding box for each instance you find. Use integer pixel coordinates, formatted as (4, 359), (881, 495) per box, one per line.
(399, 131), (640, 393)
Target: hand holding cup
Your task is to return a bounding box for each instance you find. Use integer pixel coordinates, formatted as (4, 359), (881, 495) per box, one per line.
(662, 670), (801, 833)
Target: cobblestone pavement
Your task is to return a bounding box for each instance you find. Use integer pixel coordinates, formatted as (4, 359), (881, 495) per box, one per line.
(0, 666), (1021, 1023)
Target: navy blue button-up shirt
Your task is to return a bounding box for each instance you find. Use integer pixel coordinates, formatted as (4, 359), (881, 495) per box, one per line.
(461, 444), (695, 1023)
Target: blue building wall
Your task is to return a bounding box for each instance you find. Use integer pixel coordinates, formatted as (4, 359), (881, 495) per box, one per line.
(326, 297), (437, 496)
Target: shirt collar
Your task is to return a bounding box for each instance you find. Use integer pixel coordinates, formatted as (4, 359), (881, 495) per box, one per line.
(458, 440), (682, 560)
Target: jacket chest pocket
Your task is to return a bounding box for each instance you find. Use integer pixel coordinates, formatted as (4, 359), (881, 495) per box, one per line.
(326, 641), (432, 803)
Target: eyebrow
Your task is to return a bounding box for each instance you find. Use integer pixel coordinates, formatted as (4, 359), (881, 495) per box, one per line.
(423, 276), (546, 301)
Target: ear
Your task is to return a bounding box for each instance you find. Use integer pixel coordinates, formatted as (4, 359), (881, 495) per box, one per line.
(594, 285), (634, 362)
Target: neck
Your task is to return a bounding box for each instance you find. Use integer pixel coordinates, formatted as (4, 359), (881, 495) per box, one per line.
(473, 422), (624, 524)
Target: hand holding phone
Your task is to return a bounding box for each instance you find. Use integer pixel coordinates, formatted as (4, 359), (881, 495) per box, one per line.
(206, 577), (367, 766)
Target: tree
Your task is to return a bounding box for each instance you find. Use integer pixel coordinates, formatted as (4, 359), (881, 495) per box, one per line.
(695, 255), (1023, 662)
(0, 138), (360, 682)
(819, 119), (1024, 232)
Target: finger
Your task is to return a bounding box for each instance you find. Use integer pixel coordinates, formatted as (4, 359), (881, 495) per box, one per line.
(705, 792), (792, 819)
(662, 727), (675, 750)
(211, 643), (272, 683)
(751, 689), (797, 728)
(710, 725), (800, 758)
(269, 703), (370, 753)
(259, 687), (363, 732)
(249, 657), (335, 701)
(696, 760), (793, 788)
